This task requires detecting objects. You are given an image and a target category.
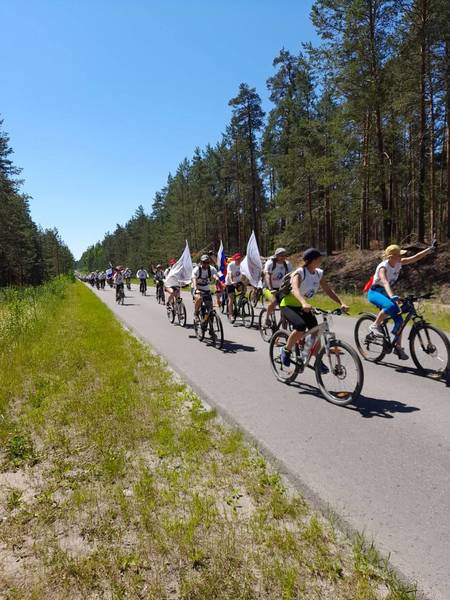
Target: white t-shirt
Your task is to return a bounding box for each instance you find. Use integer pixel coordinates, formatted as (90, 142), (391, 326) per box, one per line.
(373, 260), (402, 287)
(137, 269), (148, 279)
(114, 272), (124, 285)
(293, 266), (323, 299)
(193, 265), (218, 291)
(264, 258), (292, 289)
(225, 261), (241, 286)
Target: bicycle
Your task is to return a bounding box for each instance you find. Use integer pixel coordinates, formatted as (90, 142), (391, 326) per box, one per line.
(166, 286), (187, 327)
(139, 279), (147, 296)
(354, 293), (450, 379)
(222, 284), (254, 328)
(270, 308), (364, 406)
(194, 291), (224, 349)
(259, 306), (293, 342)
(115, 284), (125, 306)
(249, 286), (265, 308)
(155, 280), (165, 304)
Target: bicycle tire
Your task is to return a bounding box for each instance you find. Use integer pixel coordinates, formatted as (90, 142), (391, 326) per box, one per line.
(354, 314), (386, 363)
(177, 301), (187, 327)
(240, 298), (254, 329)
(315, 340), (364, 406)
(166, 303), (175, 324)
(409, 323), (450, 379)
(194, 317), (205, 341)
(210, 312), (224, 349)
(269, 330), (300, 384)
(259, 308), (277, 343)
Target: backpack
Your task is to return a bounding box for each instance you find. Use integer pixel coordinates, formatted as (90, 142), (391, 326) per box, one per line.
(362, 275), (374, 294)
(277, 267), (304, 299)
(271, 257), (289, 275)
(197, 265), (211, 282)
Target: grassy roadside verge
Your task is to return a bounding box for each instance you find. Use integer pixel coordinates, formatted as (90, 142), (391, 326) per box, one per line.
(0, 281), (416, 599)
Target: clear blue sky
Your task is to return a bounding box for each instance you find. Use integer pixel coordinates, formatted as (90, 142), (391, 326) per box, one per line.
(1, 0), (317, 259)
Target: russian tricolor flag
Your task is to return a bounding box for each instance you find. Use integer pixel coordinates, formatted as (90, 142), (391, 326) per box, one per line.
(217, 240), (227, 282)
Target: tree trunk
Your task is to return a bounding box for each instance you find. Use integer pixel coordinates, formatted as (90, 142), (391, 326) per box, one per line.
(428, 50), (436, 240)
(417, 0), (428, 242)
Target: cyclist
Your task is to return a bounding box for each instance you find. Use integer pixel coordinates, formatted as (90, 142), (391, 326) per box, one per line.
(136, 266), (149, 294)
(263, 248), (292, 323)
(164, 259), (180, 306)
(225, 252), (244, 320)
(99, 271), (106, 289)
(113, 266), (125, 301)
(367, 242), (436, 360)
(279, 248), (348, 371)
(124, 267), (132, 290)
(192, 255), (221, 325)
(153, 264), (165, 302)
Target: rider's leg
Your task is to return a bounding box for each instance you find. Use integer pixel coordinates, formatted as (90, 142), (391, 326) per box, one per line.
(266, 293), (277, 320)
(194, 292), (202, 317)
(227, 291), (234, 319)
(367, 289), (402, 337)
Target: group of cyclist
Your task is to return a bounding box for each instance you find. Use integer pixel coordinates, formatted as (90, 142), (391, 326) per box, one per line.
(88, 237), (437, 369)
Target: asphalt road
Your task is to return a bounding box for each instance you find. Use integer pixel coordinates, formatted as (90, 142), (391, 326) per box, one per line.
(90, 283), (450, 600)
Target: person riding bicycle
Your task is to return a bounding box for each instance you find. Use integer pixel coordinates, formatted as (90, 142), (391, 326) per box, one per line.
(153, 264), (165, 301)
(113, 266), (125, 301)
(98, 270), (106, 289)
(225, 252), (244, 320)
(124, 267), (132, 289)
(192, 255), (221, 326)
(263, 248), (292, 324)
(136, 266), (149, 293)
(367, 242), (436, 360)
(279, 248), (348, 372)
(164, 259), (180, 306)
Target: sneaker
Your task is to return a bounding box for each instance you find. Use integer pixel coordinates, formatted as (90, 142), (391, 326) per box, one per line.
(369, 323), (384, 337)
(280, 347), (291, 367)
(394, 346), (409, 361)
(317, 361), (329, 375)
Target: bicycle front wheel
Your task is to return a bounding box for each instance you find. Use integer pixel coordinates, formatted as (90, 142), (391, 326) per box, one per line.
(409, 323), (450, 379)
(269, 330), (300, 384)
(240, 298), (254, 329)
(354, 314), (386, 363)
(209, 313), (224, 349)
(166, 304), (175, 324)
(177, 301), (187, 327)
(315, 340), (364, 406)
(258, 308), (277, 343)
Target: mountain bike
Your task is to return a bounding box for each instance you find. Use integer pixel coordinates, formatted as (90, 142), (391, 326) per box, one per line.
(259, 306), (293, 342)
(139, 279), (147, 296)
(270, 308), (364, 406)
(115, 284), (125, 306)
(249, 286), (265, 308)
(194, 291), (224, 349)
(166, 288), (187, 327)
(155, 280), (165, 304)
(222, 284), (254, 328)
(354, 292), (450, 379)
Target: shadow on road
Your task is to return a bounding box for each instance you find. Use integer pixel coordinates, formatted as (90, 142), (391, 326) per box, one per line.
(378, 361), (449, 387)
(222, 340), (256, 353)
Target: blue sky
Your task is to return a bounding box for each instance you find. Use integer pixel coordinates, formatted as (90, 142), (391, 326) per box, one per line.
(1, 0), (317, 259)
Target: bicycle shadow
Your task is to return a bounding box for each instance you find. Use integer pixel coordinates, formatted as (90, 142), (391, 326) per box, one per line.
(291, 382), (420, 419)
(222, 340), (256, 354)
(379, 361), (449, 387)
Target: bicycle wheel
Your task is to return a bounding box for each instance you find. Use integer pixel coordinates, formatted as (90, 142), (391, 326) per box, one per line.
(166, 303), (175, 324)
(259, 308), (277, 343)
(409, 323), (450, 379)
(177, 301), (187, 327)
(194, 316), (205, 341)
(209, 312), (224, 349)
(269, 330), (300, 384)
(315, 340), (364, 406)
(240, 298), (254, 329)
(354, 314), (386, 363)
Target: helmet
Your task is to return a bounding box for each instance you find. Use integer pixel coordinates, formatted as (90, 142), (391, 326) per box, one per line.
(156, 264), (162, 269)
(274, 247), (289, 257)
(231, 252), (242, 261)
(168, 259), (176, 266)
(200, 254), (210, 262)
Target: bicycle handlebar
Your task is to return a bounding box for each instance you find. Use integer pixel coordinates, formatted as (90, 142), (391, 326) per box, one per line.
(313, 307), (346, 316)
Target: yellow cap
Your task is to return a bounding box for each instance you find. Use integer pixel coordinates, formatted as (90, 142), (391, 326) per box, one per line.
(384, 244), (407, 258)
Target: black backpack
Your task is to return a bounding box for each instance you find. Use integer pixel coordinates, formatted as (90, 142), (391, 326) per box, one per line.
(277, 267), (304, 299)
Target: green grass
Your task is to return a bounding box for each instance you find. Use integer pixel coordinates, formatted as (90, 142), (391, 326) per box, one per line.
(314, 292), (450, 332)
(0, 280), (417, 599)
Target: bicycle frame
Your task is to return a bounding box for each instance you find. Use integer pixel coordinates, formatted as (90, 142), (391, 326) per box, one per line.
(287, 313), (336, 370)
(373, 299), (427, 352)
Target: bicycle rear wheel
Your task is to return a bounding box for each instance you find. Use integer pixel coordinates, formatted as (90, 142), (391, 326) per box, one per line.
(315, 340), (364, 406)
(259, 308), (277, 343)
(354, 314), (386, 363)
(240, 298), (254, 329)
(194, 317), (205, 341)
(209, 312), (224, 349)
(269, 330), (300, 384)
(409, 323), (450, 379)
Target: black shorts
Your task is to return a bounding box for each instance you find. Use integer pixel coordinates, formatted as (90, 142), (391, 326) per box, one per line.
(226, 284), (236, 294)
(280, 306), (318, 332)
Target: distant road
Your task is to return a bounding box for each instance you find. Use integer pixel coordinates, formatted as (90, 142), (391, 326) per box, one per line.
(91, 283), (450, 600)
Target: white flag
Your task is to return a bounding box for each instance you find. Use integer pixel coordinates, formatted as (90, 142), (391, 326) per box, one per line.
(240, 231), (262, 287)
(164, 241), (193, 288)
